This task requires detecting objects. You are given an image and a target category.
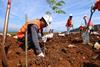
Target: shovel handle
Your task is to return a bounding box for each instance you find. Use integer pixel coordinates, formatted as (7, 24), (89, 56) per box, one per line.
(87, 5), (95, 28)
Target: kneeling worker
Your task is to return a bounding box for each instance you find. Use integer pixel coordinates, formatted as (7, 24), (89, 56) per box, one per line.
(16, 14), (52, 57)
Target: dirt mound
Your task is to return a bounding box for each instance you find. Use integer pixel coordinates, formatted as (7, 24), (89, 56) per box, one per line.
(0, 33), (100, 67)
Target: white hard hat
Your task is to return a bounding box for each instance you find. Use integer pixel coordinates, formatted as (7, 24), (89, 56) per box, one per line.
(83, 15), (88, 18)
(84, 15), (87, 17)
(69, 14), (73, 16)
(43, 14), (52, 25)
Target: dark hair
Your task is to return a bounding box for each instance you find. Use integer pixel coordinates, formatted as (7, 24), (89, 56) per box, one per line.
(40, 17), (48, 27)
(69, 16), (73, 18)
(40, 17), (47, 24)
(69, 16), (72, 20)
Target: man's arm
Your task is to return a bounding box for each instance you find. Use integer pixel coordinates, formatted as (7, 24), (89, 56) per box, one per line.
(41, 29), (44, 36)
(30, 25), (42, 54)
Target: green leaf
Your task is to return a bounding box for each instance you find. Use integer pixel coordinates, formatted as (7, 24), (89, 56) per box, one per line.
(47, 0), (66, 14)
(56, 1), (65, 6)
(45, 11), (51, 15)
(56, 2), (63, 6)
(56, 9), (66, 14)
(52, 6), (59, 10)
(59, 1), (65, 4)
(47, 0), (56, 5)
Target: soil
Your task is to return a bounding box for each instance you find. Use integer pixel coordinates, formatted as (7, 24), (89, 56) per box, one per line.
(0, 33), (100, 67)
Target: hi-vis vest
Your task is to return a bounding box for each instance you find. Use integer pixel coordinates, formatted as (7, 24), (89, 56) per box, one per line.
(66, 19), (72, 27)
(17, 19), (42, 39)
(87, 21), (94, 27)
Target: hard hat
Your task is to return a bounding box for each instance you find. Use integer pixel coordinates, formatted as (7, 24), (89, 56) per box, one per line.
(69, 14), (73, 16)
(83, 15), (88, 19)
(84, 15), (87, 17)
(43, 14), (52, 25)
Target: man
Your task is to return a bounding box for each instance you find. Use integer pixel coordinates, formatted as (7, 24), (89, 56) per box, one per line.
(83, 15), (88, 26)
(17, 14), (52, 57)
(81, 16), (91, 45)
(79, 25), (85, 33)
(93, 0), (100, 11)
(83, 15), (94, 33)
(66, 14), (73, 34)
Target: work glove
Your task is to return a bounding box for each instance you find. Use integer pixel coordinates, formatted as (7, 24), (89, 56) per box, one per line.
(42, 33), (54, 42)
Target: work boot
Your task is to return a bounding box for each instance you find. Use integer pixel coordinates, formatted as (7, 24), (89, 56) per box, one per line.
(38, 52), (45, 57)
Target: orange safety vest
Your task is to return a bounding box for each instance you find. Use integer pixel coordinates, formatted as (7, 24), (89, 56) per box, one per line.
(87, 21), (94, 27)
(17, 19), (42, 39)
(66, 19), (73, 27)
(79, 26), (85, 31)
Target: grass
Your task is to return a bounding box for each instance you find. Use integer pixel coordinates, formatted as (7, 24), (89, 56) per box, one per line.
(8, 32), (16, 36)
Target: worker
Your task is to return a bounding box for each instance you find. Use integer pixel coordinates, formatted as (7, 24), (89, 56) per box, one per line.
(79, 25), (85, 33)
(79, 25), (85, 39)
(88, 22), (94, 34)
(83, 15), (94, 33)
(81, 16), (91, 45)
(66, 14), (73, 35)
(16, 14), (52, 57)
(93, 0), (100, 11)
(83, 15), (88, 26)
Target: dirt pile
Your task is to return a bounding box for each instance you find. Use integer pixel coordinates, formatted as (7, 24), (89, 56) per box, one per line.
(0, 33), (100, 67)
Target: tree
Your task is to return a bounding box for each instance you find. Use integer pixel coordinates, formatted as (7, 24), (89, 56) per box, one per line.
(46, 0), (66, 14)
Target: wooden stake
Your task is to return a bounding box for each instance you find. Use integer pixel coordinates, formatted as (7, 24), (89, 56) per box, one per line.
(1, 0), (11, 67)
(25, 15), (28, 67)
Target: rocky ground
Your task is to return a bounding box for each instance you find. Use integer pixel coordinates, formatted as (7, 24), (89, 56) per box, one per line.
(0, 32), (100, 67)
